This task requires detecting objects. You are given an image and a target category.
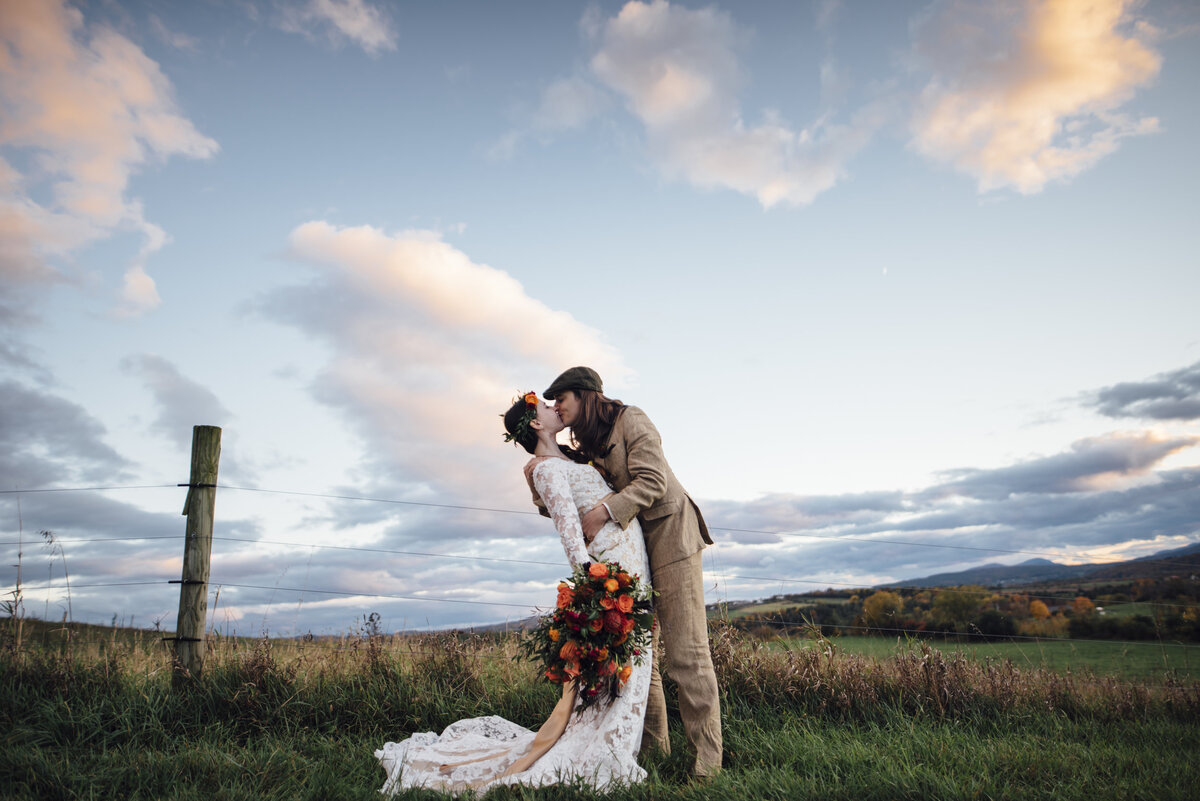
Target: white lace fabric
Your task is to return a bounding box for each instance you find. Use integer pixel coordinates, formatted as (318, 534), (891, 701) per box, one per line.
(376, 457), (653, 796)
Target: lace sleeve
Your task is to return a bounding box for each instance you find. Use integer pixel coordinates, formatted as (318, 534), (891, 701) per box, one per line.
(531, 460), (590, 567)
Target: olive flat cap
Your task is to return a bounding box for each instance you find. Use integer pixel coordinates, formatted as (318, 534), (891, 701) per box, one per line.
(544, 366), (603, 399)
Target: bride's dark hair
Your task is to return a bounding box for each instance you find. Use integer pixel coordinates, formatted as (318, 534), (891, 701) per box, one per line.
(566, 390), (626, 462)
(502, 399), (583, 461)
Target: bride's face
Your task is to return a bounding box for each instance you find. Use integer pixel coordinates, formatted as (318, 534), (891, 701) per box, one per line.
(534, 401), (564, 435)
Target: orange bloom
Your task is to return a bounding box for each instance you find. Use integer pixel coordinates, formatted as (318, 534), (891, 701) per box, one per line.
(588, 562), (609, 580)
(548, 627), (560, 642)
(600, 597), (616, 610)
(556, 587), (575, 609)
(622, 617), (636, 634)
(524, 392), (538, 406)
(589, 619), (603, 633)
(604, 578), (619, 593)
(617, 572), (631, 588)
(617, 595), (634, 614)
(560, 641), (580, 661)
(619, 665), (632, 683)
(595, 647), (608, 662)
(603, 610), (625, 634)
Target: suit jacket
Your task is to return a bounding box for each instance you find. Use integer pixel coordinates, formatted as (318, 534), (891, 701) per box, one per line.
(532, 406), (711, 572)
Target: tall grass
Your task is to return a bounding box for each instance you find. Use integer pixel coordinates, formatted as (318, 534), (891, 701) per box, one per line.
(2, 621), (1198, 799)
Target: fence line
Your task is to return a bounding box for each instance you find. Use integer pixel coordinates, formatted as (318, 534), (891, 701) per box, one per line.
(6, 481), (1200, 569)
(5, 532), (1200, 614)
(5, 483), (1200, 651)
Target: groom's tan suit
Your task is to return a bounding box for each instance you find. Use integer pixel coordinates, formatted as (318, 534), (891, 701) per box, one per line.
(536, 406), (722, 775)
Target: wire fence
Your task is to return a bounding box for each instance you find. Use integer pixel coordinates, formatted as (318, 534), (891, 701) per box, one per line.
(3, 482), (1199, 661)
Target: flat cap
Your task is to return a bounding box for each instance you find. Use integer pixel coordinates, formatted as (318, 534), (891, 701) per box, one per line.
(544, 366), (603, 399)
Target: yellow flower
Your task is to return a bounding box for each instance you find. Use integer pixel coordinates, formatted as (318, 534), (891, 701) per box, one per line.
(604, 578), (619, 593)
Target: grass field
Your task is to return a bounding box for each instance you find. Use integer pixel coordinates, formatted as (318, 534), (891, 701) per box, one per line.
(772, 634), (1200, 683)
(2, 621), (1198, 800)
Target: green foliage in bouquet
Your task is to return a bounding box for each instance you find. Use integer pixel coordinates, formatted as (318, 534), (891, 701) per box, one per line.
(518, 559), (654, 713)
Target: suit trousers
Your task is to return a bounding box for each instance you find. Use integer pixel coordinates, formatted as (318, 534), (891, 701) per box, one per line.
(639, 550), (722, 775)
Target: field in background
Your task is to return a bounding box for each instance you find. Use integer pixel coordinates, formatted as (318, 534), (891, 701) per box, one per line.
(773, 634), (1200, 683)
(3, 618), (1199, 800)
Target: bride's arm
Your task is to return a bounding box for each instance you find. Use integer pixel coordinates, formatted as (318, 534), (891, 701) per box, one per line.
(530, 461), (590, 567)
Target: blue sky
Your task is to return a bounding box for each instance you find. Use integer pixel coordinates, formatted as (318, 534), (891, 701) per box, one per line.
(3, 0), (1199, 634)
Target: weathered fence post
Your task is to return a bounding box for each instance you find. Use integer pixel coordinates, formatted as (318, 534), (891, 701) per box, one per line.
(173, 425), (221, 683)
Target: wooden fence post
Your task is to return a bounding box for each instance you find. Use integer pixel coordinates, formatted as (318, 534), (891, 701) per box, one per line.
(173, 425), (221, 683)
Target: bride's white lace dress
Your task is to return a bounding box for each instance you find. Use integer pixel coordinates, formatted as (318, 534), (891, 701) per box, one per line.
(376, 456), (653, 796)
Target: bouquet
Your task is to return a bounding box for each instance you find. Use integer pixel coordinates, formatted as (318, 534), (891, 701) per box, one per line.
(519, 560), (654, 712)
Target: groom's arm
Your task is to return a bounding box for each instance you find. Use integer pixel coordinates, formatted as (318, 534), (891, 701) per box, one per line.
(600, 407), (669, 530)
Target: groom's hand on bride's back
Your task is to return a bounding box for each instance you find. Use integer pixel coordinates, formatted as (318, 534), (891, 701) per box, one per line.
(581, 504), (611, 543)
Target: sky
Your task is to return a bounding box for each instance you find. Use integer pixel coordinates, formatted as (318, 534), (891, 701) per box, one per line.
(2, 0), (1199, 636)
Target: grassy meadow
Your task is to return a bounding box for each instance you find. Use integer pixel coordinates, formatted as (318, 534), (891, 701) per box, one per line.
(2, 619), (1199, 800)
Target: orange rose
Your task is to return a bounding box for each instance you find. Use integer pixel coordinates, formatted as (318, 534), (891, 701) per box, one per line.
(617, 595), (634, 613)
(556, 587), (574, 609)
(600, 597), (616, 610)
(588, 562), (609, 580)
(524, 392), (538, 406)
(548, 627), (560, 642)
(622, 616), (635, 634)
(619, 665), (632, 683)
(604, 578), (619, 593)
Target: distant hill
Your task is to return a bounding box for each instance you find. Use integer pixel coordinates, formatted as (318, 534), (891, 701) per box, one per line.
(888, 541), (1200, 589)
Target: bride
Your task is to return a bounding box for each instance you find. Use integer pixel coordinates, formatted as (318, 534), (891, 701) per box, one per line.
(375, 393), (654, 796)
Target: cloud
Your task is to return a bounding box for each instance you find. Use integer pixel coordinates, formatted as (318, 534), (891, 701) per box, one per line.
(122, 354), (233, 450)
(257, 221), (628, 506)
(909, 0), (1161, 193)
(0, 379), (131, 489)
(0, 0), (218, 312)
(1088, 360), (1200, 421)
(931, 431), (1197, 499)
(699, 429), (1200, 591)
(589, 0), (884, 208)
(490, 77), (610, 159)
(278, 0), (397, 56)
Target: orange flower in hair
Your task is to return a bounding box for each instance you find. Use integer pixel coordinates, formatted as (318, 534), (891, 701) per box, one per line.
(524, 392), (538, 407)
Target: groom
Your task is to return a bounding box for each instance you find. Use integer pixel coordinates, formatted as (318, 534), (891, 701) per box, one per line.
(541, 366), (722, 778)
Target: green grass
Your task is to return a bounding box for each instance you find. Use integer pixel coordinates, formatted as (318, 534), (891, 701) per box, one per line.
(771, 634), (1200, 683)
(2, 624), (1198, 800)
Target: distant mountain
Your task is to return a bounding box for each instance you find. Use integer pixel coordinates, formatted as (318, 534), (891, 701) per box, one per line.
(887, 542), (1200, 589)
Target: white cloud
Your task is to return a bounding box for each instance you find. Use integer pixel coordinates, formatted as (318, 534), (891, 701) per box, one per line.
(0, 0), (218, 311)
(909, 0), (1162, 193)
(490, 76), (609, 160)
(279, 0), (397, 56)
(587, 0), (881, 208)
(261, 222), (628, 505)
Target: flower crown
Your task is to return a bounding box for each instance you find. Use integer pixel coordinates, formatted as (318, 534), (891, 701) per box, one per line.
(503, 391), (540, 444)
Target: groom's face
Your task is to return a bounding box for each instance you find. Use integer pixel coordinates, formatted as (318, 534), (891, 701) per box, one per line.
(554, 391), (580, 427)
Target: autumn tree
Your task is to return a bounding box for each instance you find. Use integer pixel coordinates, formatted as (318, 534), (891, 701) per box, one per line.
(932, 586), (984, 630)
(1029, 599), (1051, 619)
(862, 591), (904, 627)
(1072, 596), (1095, 616)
